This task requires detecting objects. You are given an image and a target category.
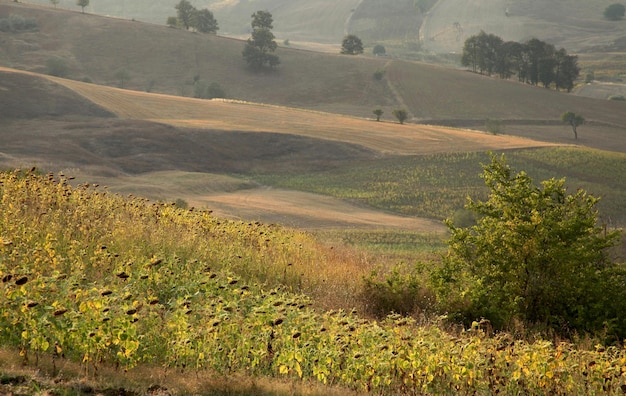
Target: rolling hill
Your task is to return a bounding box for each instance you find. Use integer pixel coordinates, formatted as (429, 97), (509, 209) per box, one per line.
(1, 2), (625, 228)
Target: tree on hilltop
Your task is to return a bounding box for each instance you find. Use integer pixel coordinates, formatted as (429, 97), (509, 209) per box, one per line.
(76, 0), (89, 13)
(372, 109), (384, 121)
(242, 11), (280, 70)
(341, 34), (364, 55)
(604, 3), (625, 20)
(193, 9), (219, 34)
(175, 0), (195, 30)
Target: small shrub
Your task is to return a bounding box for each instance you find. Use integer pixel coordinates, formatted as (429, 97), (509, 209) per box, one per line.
(608, 94), (625, 101)
(373, 69), (386, 81)
(584, 72), (595, 83)
(372, 44), (386, 56)
(206, 82), (226, 99)
(0, 14), (38, 32)
(174, 198), (188, 209)
(485, 118), (504, 135)
(361, 266), (434, 318)
(46, 57), (69, 77)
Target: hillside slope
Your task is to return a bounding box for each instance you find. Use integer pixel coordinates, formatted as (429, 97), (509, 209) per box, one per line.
(0, 67), (558, 229)
(2, 1), (625, 146)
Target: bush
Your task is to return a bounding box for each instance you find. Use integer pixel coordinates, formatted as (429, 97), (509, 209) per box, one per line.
(608, 94), (625, 101)
(604, 3), (625, 20)
(46, 57), (69, 77)
(433, 153), (623, 339)
(373, 69), (386, 81)
(362, 266), (434, 318)
(372, 44), (386, 56)
(484, 118), (504, 135)
(0, 14), (38, 32)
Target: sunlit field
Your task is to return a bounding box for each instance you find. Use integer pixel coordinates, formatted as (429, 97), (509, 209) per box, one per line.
(2, 169), (626, 395)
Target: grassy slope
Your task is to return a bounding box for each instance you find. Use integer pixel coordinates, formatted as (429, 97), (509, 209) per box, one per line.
(2, 1), (626, 134)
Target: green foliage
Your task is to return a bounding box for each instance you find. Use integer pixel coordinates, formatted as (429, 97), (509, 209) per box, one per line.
(435, 153), (623, 338)
(76, 0), (89, 13)
(2, 170), (626, 394)
(175, 0), (194, 29)
(604, 3), (626, 20)
(166, 16), (179, 28)
(114, 68), (131, 88)
(242, 11), (279, 70)
(561, 111), (584, 139)
(362, 266), (434, 318)
(392, 109), (408, 124)
(0, 14), (38, 32)
(372, 108), (383, 121)
(341, 35), (364, 55)
(372, 44), (386, 56)
(193, 9), (219, 34)
(373, 68), (386, 80)
(484, 118), (504, 135)
(45, 57), (69, 78)
(194, 80), (226, 99)
(609, 94), (626, 101)
(462, 32), (579, 90)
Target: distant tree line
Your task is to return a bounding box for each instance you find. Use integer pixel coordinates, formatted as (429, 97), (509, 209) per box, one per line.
(167, 0), (218, 34)
(461, 31), (580, 92)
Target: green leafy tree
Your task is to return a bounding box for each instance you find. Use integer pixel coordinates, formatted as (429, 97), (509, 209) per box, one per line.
(561, 111), (584, 139)
(392, 109), (408, 124)
(166, 16), (179, 28)
(242, 11), (279, 70)
(115, 68), (131, 88)
(76, 0), (89, 13)
(372, 109), (383, 121)
(373, 44), (386, 56)
(175, 0), (195, 30)
(604, 3), (625, 20)
(193, 9), (219, 33)
(250, 10), (273, 29)
(435, 153), (621, 335)
(341, 34), (364, 55)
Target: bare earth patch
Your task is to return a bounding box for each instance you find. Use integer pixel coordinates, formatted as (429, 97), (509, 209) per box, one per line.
(190, 186), (446, 231)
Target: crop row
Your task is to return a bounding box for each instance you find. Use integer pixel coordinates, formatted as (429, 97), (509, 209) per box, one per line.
(254, 147), (626, 226)
(1, 169), (625, 394)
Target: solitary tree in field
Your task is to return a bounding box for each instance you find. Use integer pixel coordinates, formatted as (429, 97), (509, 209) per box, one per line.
(561, 111), (584, 139)
(242, 11), (280, 70)
(50, 0), (60, 8)
(604, 3), (625, 20)
(392, 109), (408, 124)
(341, 34), (364, 55)
(76, 0), (89, 13)
(436, 153), (622, 336)
(372, 108), (384, 121)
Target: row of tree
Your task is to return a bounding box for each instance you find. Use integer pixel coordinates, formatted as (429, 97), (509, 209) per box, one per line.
(461, 31), (580, 92)
(167, 0), (219, 34)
